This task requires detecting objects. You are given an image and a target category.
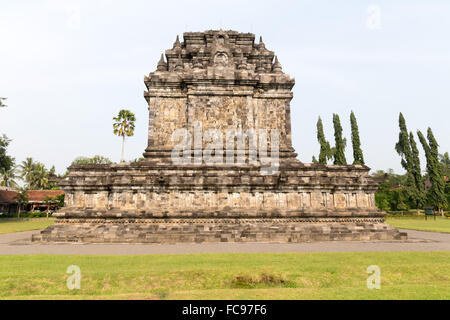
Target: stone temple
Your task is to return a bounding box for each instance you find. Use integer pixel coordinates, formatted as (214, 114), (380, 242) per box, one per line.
(35, 30), (406, 243)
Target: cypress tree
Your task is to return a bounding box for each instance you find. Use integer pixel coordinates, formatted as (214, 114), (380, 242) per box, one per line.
(409, 131), (425, 207)
(395, 113), (414, 174)
(350, 111), (364, 165)
(417, 128), (447, 212)
(427, 128), (447, 211)
(332, 114), (347, 165)
(316, 117), (332, 165)
(395, 113), (416, 209)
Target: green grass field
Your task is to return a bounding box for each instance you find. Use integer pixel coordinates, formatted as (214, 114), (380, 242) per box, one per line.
(386, 216), (450, 233)
(0, 252), (449, 300)
(0, 219), (54, 234)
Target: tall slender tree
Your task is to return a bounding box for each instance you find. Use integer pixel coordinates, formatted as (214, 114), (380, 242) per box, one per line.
(409, 131), (425, 208)
(417, 128), (447, 213)
(350, 111), (364, 165)
(395, 113), (418, 210)
(113, 109), (136, 163)
(332, 114), (347, 165)
(315, 116), (332, 164)
(427, 128), (447, 212)
(395, 113), (414, 174)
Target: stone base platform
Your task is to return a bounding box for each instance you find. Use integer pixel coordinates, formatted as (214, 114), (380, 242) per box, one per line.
(32, 218), (407, 243)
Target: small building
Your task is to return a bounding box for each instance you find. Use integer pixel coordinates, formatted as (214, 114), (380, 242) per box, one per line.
(0, 189), (64, 216)
(0, 190), (19, 215)
(25, 190), (64, 212)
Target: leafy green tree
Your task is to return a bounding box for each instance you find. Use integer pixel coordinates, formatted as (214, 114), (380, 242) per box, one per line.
(14, 188), (29, 218)
(350, 111), (364, 165)
(71, 155), (112, 165)
(55, 193), (65, 207)
(439, 152), (450, 178)
(395, 188), (410, 211)
(43, 196), (58, 218)
(375, 196), (391, 211)
(332, 114), (347, 165)
(0, 135), (14, 175)
(417, 128), (447, 213)
(315, 117), (332, 165)
(373, 169), (418, 211)
(113, 109), (136, 163)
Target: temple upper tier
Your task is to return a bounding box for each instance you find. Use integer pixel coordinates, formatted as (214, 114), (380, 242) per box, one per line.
(142, 30), (297, 162)
(144, 30), (295, 91)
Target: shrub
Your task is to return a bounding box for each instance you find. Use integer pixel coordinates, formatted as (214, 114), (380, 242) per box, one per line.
(21, 211), (47, 218)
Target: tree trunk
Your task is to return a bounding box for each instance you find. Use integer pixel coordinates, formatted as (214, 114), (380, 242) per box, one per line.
(17, 206), (21, 219)
(121, 135), (125, 162)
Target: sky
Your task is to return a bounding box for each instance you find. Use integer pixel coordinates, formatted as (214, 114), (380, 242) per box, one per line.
(0, 0), (449, 176)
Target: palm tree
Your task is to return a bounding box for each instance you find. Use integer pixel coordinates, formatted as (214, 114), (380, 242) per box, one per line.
(0, 165), (19, 188)
(30, 162), (48, 189)
(0, 97), (7, 107)
(113, 109), (136, 162)
(19, 157), (35, 185)
(19, 158), (50, 189)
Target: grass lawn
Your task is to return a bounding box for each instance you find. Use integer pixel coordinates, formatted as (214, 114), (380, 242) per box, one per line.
(0, 252), (449, 300)
(386, 216), (450, 233)
(0, 219), (54, 234)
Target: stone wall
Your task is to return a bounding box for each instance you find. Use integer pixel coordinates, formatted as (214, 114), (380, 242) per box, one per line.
(56, 162), (381, 220)
(36, 219), (406, 243)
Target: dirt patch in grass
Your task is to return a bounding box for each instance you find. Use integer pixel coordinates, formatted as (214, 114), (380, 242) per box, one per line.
(231, 272), (296, 289)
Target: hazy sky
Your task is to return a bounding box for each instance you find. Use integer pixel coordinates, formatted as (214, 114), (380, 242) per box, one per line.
(0, 0), (449, 175)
